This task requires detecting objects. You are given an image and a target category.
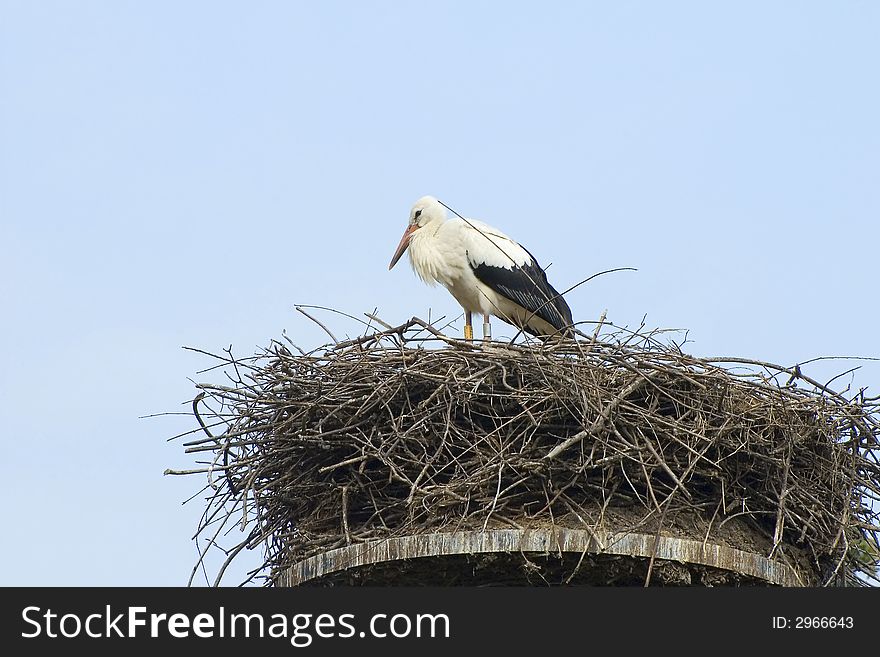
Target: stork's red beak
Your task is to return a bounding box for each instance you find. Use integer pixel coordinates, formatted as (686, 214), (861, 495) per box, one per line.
(388, 224), (418, 270)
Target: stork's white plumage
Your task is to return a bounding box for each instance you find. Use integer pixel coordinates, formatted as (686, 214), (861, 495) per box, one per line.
(389, 196), (573, 340)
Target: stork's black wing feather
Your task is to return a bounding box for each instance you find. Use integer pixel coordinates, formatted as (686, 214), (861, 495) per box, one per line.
(471, 250), (573, 335)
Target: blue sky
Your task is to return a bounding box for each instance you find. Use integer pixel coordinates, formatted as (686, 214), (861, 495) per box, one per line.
(2, 1), (878, 585)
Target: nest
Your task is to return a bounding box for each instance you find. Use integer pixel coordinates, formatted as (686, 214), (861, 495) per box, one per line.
(172, 315), (880, 586)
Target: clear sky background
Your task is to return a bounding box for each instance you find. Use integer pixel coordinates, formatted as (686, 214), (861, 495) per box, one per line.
(2, 1), (878, 586)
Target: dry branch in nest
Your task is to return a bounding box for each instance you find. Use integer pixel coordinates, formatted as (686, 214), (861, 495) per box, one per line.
(169, 314), (880, 586)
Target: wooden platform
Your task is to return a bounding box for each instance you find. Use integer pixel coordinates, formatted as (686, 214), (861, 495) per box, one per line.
(278, 528), (806, 587)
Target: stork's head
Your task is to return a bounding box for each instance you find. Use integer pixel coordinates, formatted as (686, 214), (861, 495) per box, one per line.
(388, 196), (446, 270)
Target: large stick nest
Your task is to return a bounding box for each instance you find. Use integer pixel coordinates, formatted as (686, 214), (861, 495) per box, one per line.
(173, 316), (880, 586)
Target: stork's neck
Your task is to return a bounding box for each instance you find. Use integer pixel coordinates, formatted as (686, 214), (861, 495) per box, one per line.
(410, 217), (443, 248)
(421, 215), (445, 232)
(408, 216), (450, 285)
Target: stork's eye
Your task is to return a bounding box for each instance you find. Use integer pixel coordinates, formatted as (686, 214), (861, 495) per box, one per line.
(414, 209), (422, 221)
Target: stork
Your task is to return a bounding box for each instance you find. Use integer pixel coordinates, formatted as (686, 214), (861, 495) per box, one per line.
(388, 196), (573, 341)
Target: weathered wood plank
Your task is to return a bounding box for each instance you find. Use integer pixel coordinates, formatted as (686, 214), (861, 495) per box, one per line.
(279, 528), (805, 587)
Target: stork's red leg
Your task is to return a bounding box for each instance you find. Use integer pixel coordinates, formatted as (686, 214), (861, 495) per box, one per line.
(483, 313), (491, 341)
(464, 311), (473, 341)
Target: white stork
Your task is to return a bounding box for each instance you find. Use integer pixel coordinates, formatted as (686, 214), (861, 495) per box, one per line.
(388, 195), (573, 341)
